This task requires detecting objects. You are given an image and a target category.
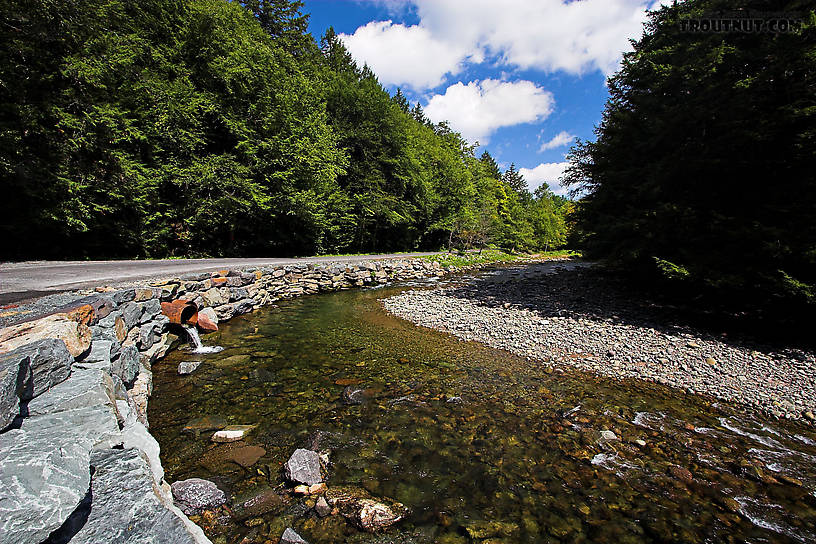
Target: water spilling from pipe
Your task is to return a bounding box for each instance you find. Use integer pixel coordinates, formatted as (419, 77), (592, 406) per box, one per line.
(182, 324), (223, 354)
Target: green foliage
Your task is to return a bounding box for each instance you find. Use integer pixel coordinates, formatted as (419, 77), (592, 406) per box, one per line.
(0, 0), (570, 260)
(423, 250), (522, 268)
(565, 0), (816, 309)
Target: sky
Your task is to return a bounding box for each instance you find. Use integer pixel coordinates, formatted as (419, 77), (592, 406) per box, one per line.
(303, 0), (665, 196)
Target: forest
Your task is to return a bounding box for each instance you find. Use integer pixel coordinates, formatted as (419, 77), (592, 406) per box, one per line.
(565, 0), (815, 314)
(0, 0), (569, 260)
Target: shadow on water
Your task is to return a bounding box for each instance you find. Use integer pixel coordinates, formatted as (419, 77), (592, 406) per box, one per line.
(149, 267), (816, 544)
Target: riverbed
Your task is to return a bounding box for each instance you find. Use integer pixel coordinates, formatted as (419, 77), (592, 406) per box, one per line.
(149, 264), (816, 543)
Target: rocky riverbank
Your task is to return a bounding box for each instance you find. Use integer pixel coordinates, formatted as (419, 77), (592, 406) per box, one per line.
(383, 262), (816, 423)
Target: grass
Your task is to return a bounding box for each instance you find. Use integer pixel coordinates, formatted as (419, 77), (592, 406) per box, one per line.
(422, 248), (579, 268)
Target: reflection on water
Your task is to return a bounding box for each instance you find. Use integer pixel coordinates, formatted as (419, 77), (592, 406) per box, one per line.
(149, 271), (816, 544)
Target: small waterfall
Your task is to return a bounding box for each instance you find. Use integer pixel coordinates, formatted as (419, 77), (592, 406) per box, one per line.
(182, 324), (223, 354)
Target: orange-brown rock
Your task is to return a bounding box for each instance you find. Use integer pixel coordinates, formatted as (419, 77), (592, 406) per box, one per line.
(197, 307), (219, 332)
(61, 304), (96, 326)
(0, 314), (91, 357)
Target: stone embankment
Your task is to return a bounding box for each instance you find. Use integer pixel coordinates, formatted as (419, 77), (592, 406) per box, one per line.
(0, 257), (453, 544)
(383, 262), (816, 423)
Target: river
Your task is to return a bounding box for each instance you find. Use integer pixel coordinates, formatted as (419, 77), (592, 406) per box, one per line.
(149, 268), (816, 543)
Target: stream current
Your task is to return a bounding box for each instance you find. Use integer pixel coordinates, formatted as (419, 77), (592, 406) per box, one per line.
(150, 267), (816, 544)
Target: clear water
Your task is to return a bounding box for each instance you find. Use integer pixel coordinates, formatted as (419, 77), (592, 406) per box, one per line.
(150, 268), (816, 544)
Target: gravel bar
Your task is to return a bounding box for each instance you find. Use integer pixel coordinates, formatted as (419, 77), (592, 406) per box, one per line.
(383, 261), (816, 423)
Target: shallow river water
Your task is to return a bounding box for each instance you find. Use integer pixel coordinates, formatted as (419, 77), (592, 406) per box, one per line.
(150, 269), (816, 544)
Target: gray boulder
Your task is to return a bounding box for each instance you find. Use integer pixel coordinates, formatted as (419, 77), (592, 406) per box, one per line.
(0, 340), (73, 427)
(280, 528), (309, 544)
(284, 449), (323, 486)
(14, 339), (73, 398)
(0, 404), (120, 544)
(120, 302), (142, 331)
(139, 299), (162, 324)
(139, 323), (157, 351)
(27, 368), (116, 418)
(73, 339), (117, 373)
(113, 345), (140, 386)
(112, 289), (136, 305)
(229, 287), (249, 301)
(171, 478), (227, 515)
(121, 419), (164, 484)
(0, 351), (30, 429)
(68, 448), (201, 544)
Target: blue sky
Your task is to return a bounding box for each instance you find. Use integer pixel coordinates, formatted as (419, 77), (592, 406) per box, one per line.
(303, 0), (663, 195)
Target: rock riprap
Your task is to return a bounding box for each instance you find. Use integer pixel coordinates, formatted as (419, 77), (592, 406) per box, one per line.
(0, 256), (493, 544)
(171, 478), (227, 516)
(285, 448), (323, 486)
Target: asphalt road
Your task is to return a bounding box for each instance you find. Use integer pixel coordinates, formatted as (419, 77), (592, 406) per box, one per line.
(0, 253), (440, 304)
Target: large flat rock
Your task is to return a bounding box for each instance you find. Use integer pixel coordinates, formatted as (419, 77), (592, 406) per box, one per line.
(67, 448), (202, 544)
(0, 339), (73, 429)
(0, 315), (90, 358)
(0, 403), (120, 544)
(27, 368), (116, 418)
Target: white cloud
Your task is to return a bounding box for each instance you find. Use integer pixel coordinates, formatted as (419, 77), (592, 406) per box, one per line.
(519, 162), (570, 196)
(348, 0), (656, 91)
(339, 21), (471, 90)
(424, 79), (554, 144)
(539, 131), (575, 152)
(414, 0), (649, 76)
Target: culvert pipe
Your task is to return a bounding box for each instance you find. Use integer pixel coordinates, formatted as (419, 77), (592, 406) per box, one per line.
(160, 300), (199, 326)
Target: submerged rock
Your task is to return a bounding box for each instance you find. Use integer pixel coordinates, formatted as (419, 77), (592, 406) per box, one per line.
(232, 487), (290, 520)
(280, 528), (309, 544)
(315, 496), (332, 517)
(464, 520), (520, 539)
(177, 361), (202, 375)
(285, 448), (323, 486)
(325, 486), (408, 532)
(598, 430), (618, 444)
(342, 385), (366, 405)
(183, 415), (227, 434)
(228, 445), (266, 468)
(211, 424), (255, 443)
(171, 478), (227, 516)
